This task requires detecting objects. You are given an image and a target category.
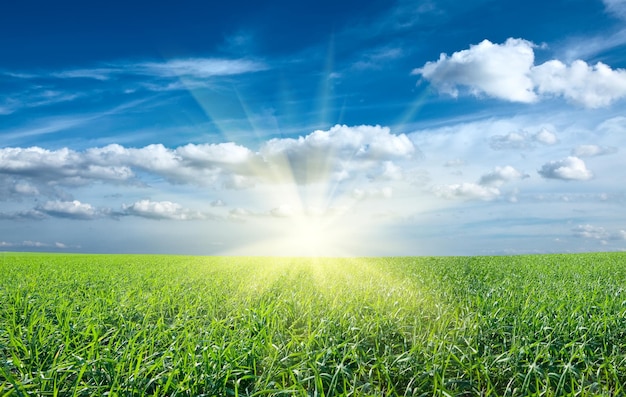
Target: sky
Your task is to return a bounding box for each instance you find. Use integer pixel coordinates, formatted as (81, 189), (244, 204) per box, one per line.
(1, 0), (626, 256)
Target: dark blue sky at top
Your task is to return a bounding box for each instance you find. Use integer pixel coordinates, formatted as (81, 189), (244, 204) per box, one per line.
(1, 0), (624, 149)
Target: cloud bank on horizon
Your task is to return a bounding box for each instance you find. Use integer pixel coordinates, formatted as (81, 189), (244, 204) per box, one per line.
(0, 0), (625, 255)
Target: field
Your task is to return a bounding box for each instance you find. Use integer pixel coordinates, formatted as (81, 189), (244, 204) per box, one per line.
(1, 253), (626, 396)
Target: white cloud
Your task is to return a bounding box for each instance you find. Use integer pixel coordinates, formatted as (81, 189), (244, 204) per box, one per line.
(0, 146), (135, 186)
(573, 224), (626, 240)
(534, 128), (558, 145)
(489, 128), (557, 150)
(46, 58), (267, 82)
(433, 164), (525, 201)
(269, 205), (297, 218)
(538, 156), (593, 181)
(571, 144), (618, 157)
(434, 183), (501, 201)
(38, 200), (99, 220)
(0, 209), (47, 220)
(478, 166), (527, 187)
(414, 38), (626, 108)
(13, 182), (39, 195)
(444, 159), (465, 167)
(373, 161), (404, 181)
(0, 125), (419, 200)
(532, 60), (626, 108)
(603, 0), (626, 19)
(490, 131), (533, 150)
(261, 124), (416, 185)
(135, 58), (267, 78)
(413, 38), (538, 103)
(122, 200), (206, 220)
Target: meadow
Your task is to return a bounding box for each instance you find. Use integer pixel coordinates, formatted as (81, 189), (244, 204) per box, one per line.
(1, 252), (626, 396)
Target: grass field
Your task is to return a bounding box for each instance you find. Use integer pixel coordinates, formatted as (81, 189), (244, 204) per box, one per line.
(1, 252), (626, 396)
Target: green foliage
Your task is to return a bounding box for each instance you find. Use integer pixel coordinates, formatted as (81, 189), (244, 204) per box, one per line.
(1, 252), (625, 396)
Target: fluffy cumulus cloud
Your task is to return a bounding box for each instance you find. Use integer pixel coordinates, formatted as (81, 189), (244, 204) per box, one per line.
(122, 200), (206, 220)
(532, 60), (626, 108)
(0, 125), (416, 199)
(260, 124), (416, 184)
(534, 128), (558, 145)
(413, 38), (538, 102)
(434, 164), (526, 201)
(414, 38), (626, 108)
(37, 200), (99, 220)
(538, 156), (593, 181)
(0, 146), (134, 185)
(571, 145), (618, 157)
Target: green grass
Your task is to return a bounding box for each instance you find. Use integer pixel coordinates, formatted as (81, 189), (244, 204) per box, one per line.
(1, 252), (626, 396)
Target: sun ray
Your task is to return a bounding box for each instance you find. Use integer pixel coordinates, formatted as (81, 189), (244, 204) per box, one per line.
(317, 34), (336, 128)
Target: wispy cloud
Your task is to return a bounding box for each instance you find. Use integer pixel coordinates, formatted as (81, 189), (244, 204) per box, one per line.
(489, 128), (558, 150)
(603, 0), (626, 20)
(573, 224), (626, 242)
(571, 145), (618, 157)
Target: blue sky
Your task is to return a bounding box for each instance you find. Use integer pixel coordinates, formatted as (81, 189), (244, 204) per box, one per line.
(1, 0), (625, 256)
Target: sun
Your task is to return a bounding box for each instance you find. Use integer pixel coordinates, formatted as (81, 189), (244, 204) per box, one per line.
(278, 215), (336, 257)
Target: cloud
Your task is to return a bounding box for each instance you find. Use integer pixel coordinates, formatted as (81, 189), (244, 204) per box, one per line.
(121, 200), (207, 220)
(0, 125), (420, 201)
(414, 38), (626, 108)
(210, 199), (226, 207)
(489, 128), (558, 150)
(434, 164), (526, 201)
(0, 146), (135, 186)
(573, 224), (626, 240)
(261, 124), (416, 185)
(534, 128), (558, 145)
(134, 58), (267, 78)
(434, 183), (501, 201)
(0, 240), (71, 249)
(571, 145), (618, 157)
(532, 60), (626, 108)
(353, 47), (404, 70)
(269, 205), (297, 218)
(603, 0), (626, 19)
(0, 209), (47, 221)
(478, 166), (527, 187)
(352, 187), (393, 200)
(38, 58), (267, 82)
(444, 159), (465, 167)
(490, 131), (534, 150)
(38, 200), (100, 220)
(538, 156), (593, 181)
(413, 38), (538, 103)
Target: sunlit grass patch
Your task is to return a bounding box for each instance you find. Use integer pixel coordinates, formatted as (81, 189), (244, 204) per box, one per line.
(1, 252), (625, 396)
